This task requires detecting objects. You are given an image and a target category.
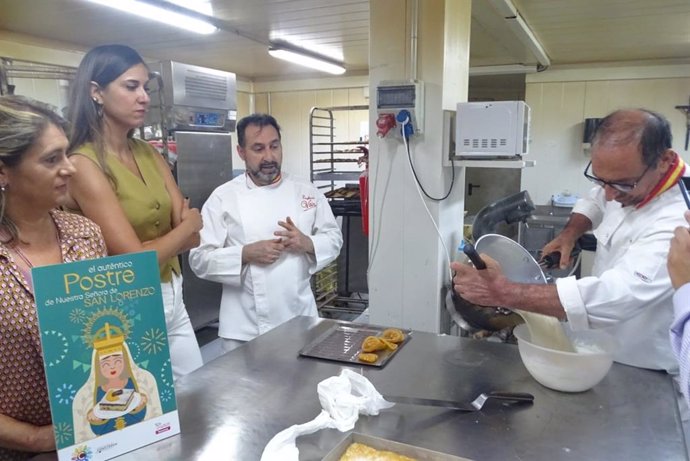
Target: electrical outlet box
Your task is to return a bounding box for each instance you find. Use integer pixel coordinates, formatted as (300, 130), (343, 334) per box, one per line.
(376, 80), (424, 134)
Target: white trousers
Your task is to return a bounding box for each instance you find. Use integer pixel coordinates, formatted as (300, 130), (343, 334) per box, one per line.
(160, 273), (203, 380)
(221, 338), (247, 353)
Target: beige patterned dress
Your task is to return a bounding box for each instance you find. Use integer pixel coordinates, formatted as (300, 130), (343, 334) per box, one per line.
(0, 210), (106, 461)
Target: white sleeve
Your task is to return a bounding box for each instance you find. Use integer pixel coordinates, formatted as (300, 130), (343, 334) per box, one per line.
(671, 284), (690, 406)
(307, 189), (343, 275)
(556, 223), (673, 330)
(188, 192), (245, 287)
(571, 186), (606, 229)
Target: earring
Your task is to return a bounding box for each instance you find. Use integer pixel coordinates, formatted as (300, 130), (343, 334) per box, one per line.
(92, 98), (104, 118)
(0, 184), (6, 192)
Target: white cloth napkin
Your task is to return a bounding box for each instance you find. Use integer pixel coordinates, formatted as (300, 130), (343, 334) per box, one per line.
(260, 368), (394, 461)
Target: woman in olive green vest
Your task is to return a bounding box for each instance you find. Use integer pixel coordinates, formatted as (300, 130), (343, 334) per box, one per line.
(64, 45), (203, 380)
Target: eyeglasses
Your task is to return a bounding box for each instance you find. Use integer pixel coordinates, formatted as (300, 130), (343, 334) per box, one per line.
(583, 161), (652, 193)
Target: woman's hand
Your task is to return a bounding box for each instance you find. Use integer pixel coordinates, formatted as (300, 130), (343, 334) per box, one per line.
(33, 424), (56, 453)
(668, 211), (690, 289)
(179, 198), (202, 251)
(0, 413), (56, 453)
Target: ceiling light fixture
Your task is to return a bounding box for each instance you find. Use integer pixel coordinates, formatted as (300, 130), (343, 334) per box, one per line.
(488, 0), (550, 67)
(268, 41), (346, 75)
(469, 64), (538, 76)
(86, 0), (218, 35)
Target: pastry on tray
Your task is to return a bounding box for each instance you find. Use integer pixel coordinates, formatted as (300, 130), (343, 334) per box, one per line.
(339, 442), (416, 461)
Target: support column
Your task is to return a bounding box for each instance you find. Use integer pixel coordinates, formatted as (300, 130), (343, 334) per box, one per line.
(368, 0), (470, 333)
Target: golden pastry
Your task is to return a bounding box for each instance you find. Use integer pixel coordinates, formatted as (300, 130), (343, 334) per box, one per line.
(382, 328), (405, 344)
(339, 442), (416, 461)
(358, 352), (379, 363)
(379, 338), (398, 351)
(362, 336), (387, 352)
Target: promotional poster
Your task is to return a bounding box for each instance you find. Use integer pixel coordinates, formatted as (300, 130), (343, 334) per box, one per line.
(33, 251), (180, 461)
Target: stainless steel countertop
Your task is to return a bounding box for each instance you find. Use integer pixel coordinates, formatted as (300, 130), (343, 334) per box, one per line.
(103, 316), (686, 460)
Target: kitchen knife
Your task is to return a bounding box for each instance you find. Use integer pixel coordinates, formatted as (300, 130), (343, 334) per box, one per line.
(382, 391), (534, 412)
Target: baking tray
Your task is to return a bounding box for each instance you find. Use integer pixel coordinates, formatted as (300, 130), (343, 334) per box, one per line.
(322, 433), (472, 461)
(298, 322), (411, 367)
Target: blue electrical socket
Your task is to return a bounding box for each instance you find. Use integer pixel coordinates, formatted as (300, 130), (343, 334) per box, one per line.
(396, 109), (414, 139)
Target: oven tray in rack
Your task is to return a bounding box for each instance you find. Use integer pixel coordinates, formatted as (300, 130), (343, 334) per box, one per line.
(298, 322), (411, 367)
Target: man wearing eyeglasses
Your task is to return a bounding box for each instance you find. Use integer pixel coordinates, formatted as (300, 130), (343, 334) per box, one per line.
(452, 108), (686, 372)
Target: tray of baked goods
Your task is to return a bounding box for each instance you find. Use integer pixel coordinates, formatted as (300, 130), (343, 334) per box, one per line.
(325, 186), (360, 199)
(322, 433), (472, 461)
(298, 322), (411, 367)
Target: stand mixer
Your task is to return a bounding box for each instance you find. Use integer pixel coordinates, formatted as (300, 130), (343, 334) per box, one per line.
(449, 190), (585, 335)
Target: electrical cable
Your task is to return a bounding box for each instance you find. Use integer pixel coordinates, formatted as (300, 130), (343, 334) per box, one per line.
(400, 118), (454, 284)
(402, 120), (456, 201)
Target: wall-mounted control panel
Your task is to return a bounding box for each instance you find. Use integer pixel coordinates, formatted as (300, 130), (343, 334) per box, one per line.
(376, 81), (424, 138)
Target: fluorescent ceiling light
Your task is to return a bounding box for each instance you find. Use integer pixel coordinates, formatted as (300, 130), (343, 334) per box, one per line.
(469, 64), (538, 76)
(488, 0), (550, 67)
(507, 14), (550, 67)
(86, 0), (218, 35)
(268, 41), (346, 75)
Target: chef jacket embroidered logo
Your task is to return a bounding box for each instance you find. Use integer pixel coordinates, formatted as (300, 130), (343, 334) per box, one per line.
(634, 271), (652, 283)
(301, 195), (316, 210)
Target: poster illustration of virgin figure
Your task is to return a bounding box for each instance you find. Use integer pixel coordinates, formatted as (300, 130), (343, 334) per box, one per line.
(72, 322), (163, 443)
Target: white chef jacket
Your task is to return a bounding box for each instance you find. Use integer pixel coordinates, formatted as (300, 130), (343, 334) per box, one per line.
(555, 184), (686, 372)
(189, 173), (343, 341)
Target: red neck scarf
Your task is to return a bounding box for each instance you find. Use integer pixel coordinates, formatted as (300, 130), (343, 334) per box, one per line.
(636, 153), (686, 209)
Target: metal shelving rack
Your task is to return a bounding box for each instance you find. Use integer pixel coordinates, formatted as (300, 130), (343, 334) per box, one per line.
(310, 105), (369, 196)
(309, 105), (369, 317)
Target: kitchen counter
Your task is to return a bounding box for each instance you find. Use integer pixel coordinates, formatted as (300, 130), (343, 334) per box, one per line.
(106, 316), (686, 460)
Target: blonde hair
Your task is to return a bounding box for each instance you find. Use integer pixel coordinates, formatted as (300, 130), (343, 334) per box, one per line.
(0, 95), (67, 244)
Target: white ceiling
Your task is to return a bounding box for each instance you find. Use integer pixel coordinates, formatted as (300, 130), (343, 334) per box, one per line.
(0, 0), (689, 80)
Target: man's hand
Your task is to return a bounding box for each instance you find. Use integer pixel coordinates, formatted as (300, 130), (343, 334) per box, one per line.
(275, 217), (314, 254)
(541, 213), (592, 269)
(668, 210), (690, 289)
(541, 233), (577, 269)
(242, 239), (285, 265)
(451, 254), (510, 307)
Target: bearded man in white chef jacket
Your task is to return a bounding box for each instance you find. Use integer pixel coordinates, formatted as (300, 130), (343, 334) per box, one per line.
(189, 114), (343, 352)
(453, 109), (687, 373)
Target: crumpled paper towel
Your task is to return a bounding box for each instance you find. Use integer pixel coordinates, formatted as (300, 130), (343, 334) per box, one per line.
(260, 368), (394, 461)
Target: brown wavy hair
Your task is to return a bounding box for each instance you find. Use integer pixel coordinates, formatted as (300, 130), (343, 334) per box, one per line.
(0, 95), (68, 244)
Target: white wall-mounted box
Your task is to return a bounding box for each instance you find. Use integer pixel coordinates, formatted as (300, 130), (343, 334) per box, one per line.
(454, 101), (530, 158)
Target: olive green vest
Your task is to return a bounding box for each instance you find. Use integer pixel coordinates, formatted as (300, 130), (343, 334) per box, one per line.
(70, 139), (180, 282)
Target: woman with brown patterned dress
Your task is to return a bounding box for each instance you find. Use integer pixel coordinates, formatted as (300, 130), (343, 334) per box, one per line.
(0, 96), (107, 460)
